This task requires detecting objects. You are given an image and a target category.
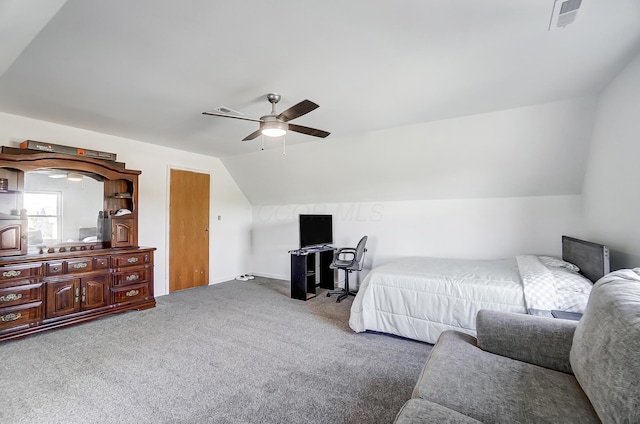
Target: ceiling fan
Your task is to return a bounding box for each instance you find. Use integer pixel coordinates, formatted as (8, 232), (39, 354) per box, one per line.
(202, 93), (330, 141)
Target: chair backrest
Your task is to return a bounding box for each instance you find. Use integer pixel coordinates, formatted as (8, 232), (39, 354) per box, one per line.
(354, 235), (368, 263)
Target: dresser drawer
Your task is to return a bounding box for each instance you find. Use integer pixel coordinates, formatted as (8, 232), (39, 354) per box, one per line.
(0, 263), (43, 282)
(111, 283), (151, 304)
(111, 252), (151, 268)
(94, 257), (109, 270)
(65, 258), (95, 274)
(0, 302), (43, 331)
(46, 262), (64, 276)
(0, 283), (43, 307)
(113, 266), (150, 286)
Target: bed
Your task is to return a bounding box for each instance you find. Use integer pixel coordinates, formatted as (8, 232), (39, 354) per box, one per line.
(349, 236), (610, 344)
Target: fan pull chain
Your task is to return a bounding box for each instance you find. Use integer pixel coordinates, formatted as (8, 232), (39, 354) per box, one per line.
(261, 135), (265, 151)
(283, 134), (286, 155)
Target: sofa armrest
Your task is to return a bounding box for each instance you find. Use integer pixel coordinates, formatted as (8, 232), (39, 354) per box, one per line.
(394, 399), (482, 424)
(476, 310), (577, 374)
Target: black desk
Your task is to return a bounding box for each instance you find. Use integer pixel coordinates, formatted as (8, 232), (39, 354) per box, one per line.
(289, 246), (335, 300)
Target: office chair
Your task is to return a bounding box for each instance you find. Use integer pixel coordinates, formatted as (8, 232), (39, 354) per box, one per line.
(327, 235), (368, 303)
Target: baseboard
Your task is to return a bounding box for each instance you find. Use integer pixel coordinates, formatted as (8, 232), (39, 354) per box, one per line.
(250, 272), (289, 281)
(209, 276), (239, 285)
(208, 273), (289, 284)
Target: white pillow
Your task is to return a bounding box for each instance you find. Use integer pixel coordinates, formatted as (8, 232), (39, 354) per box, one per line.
(550, 267), (592, 312)
(549, 267), (592, 293)
(538, 255), (580, 272)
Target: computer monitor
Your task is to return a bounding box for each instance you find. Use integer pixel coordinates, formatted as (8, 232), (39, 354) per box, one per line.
(299, 214), (333, 248)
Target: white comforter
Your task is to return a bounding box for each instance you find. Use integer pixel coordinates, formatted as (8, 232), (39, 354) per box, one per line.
(349, 255), (589, 344)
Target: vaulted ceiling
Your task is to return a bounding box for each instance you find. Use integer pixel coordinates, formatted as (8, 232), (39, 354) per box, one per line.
(1, 1), (639, 204)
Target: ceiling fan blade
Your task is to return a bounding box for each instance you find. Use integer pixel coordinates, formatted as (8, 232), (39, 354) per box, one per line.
(202, 111), (262, 123)
(288, 124), (330, 138)
(276, 100), (319, 122)
(242, 129), (263, 141)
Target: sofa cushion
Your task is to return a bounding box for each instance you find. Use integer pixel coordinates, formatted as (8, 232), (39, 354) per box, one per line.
(413, 331), (599, 424)
(476, 309), (577, 374)
(570, 269), (640, 423)
(394, 399), (482, 424)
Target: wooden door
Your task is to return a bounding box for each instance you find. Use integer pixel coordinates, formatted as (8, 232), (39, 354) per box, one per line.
(169, 169), (210, 292)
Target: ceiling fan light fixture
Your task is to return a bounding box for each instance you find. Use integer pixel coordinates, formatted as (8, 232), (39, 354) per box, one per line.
(67, 173), (83, 181)
(48, 173), (67, 179)
(261, 120), (288, 137)
(262, 128), (287, 137)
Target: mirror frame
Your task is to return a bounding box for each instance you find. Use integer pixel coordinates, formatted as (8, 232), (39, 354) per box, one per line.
(0, 151), (140, 254)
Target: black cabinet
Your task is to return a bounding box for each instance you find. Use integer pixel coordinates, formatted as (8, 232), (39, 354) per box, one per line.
(290, 247), (335, 300)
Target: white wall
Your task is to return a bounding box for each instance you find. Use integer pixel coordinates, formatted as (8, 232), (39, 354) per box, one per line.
(243, 97), (599, 284)
(223, 97), (597, 206)
(0, 112), (253, 296)
(582, 49), (640, 270)
(251, 195), (584, 287)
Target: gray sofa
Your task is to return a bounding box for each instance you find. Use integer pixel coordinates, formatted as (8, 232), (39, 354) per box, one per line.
(394, 269), (640, 424)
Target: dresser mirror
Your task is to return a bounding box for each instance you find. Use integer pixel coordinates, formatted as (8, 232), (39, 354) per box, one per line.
(24, 171), (103, 249)
(0, 150), (141, 256)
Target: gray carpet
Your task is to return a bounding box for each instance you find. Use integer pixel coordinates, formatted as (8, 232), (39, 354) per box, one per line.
(0, 277), (431, 424)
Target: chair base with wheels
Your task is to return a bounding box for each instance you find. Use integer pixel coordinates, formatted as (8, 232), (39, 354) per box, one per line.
(326, 269), (359, 303)
(327, 236), (368, 303)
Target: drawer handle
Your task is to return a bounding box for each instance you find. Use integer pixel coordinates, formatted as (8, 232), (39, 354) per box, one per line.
(0, 313), (21, 322)
(127, 257), (139, 264)
(125, 289), (140, 297)
(73, 263), (88, 269)
(2, 270), (21, 278)
(126, 274), (140, 281)
(0, 293), (22, 302)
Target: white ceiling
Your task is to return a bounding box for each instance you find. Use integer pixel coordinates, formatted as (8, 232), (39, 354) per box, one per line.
(1, 0), (639, 158)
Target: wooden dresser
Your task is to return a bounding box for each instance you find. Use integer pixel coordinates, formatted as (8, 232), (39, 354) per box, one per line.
(0, 147), (156, 342)
(0, 247), (155, 341)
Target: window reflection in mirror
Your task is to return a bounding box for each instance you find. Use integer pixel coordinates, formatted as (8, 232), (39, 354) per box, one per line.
(24, 191), (61, 243)
(24, 171), (103, 247)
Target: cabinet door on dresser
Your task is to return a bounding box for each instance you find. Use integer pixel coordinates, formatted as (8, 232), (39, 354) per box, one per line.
(109, 218), (136, 248)
(81, 273), (109, 310)
(0, 219), (27, 257)
(45, 278), (80, 319)
(46, 273), (110, 319)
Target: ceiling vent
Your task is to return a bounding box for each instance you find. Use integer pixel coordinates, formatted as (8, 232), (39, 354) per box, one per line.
(548, 0), (582, 31)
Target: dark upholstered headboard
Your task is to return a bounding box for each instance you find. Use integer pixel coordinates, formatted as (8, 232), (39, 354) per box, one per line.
(562, 236), (610, 283)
